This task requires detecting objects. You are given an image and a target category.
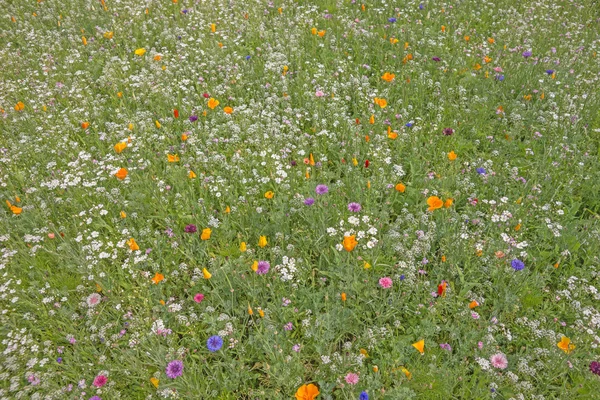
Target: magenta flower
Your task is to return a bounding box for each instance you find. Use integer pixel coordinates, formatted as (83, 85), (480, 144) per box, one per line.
(184, 224), (197, 233)
(345, 372), (359, 385)
(166, 360), (184, 378)
(490, 353), (508, 369)
(92, 375), (107, 388)
(256, 261), (270, 275)
(315, 184), (329, 195)
(193, 293), (204, 303)
(348, 202), (362, 212)
(379, 277), (393, 289)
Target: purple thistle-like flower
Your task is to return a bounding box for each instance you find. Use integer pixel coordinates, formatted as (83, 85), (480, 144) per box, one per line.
(476, 167), (486, 175)
(184, 224), (197, 233)
(511, 259), (525, 271)
(165, 360), (184, 379)
(315, 184), (329, 195)
(207, 335), (223, 352)
(256, 261), (270, 275)
(432, 57), (441, 62)
(189, 115), (198, 122)
(348, 202), (362, 212)
(89, 397), (102, 400)
(522, 50), (532, 58)
(442, 127), (454, 136)
(439, 343), (452, 351)
(304, 197), (315, 206)
(590, 361), (600, 376)
(546, 69), (554, 75)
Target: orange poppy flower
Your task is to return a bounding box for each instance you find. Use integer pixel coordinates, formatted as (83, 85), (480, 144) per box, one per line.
(201, 228), (212, 240)
(115, 168), (128, 180)
(126, 238), (139, 251)
(381, 72), (395, 82)
(447, 151), (457, 161)
(5, 200), (22, 215)
(173, 109), (179, 118)
(341, 292), (347, 301)
(342, 235), (358, 252)
(81, 122), (90, 129)
(223, 106), (233, 114)
(557, 336), (575, 354)
(167, 154), (180, 162)
(310, 27), (317, 35)
(444, 198), (453, 208)
(295, 383), (319, 400)
(395, 183), (406, 193)
(207, 98), (220, 109)
(426, 196), (443, 211)
(317, 30), (326, 37)
(151, 273), (164, 284)
(14, 101), (25, 111)
(114, 142), (127, 153)
(264, 191), (274, 199)
(469, 300), (479, 309)
(369, 114), (375, 124)
(373, 97), (387, 108)
(412, 339), (425, 354)
(188, 171), (197, 179)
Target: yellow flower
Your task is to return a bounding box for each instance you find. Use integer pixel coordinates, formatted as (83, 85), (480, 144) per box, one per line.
(120, 211), (127, 219)
(412, 339), (425, 354)
(352, 158), (358, 166)
(225, 206), (231, 214)
(211, 23), (216, 33)
(248, 304), (254, 315)
(373, 97), (387, 108)
(395, 183), (406, 193)
(557, 336), (575, 354)
(5, 200), (22, 215)
(201, 228), (212, 240)
(426, 196), (443, 212)
(251, 261), (258, 272)
(147, 377), (159, 389)
(401, 366), (412, 380)
(103, 31), (114, 39)
(202, 268), (212, 279)
(390, 37), (399, 44)
(155, 120), (161, 129)
(114, 142), (127, 153)
(360, 348), (369, 358)
(240, 242), (247, 252)
(317, 30), (326, 37)
(128, 123), (134, 130)
(447, 151), (457, 161)
(126, 238), (139, 251)
(188, 170), (197, 179)
(311, 27), (317, 35)
(264, 191), (274, 199)
(444, 198), (453, 208)
(207, 98), (220, 109)
(295, 383), (320, 400)
(381, 72), (395, 82)
(364, 261), (371, 269)
(167, 154), (180, 162)
(258, 309), (265, 318)
(82, 36), (87, 46)
(134, 48), (146, 56)
(342, 235), (358, 252)
(258, 235), (267, 248)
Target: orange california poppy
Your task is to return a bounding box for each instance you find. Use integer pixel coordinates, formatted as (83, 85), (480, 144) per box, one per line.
(447, 151), (457, 161)
(126, 238), (139, 251)
(295, 383), (320, 400)
(151, 273), (164, 284)
(167, 154), (180, 162)
(381, 72), (395, 82)
(114, 142), (127, 153)
(395, 183), (406, 193)
(207, 98), (219, 109)
(412, 339), (425, 354)
(342, 235), (358, 252)
(557, 336), (575, 354)
(223, 106), (233, 114)
(426, 196), (443, 211)
(115, 168), (128, 180)
(201, 228), (212, 240)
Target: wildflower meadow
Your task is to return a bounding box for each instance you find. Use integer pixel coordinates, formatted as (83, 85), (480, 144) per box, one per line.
(2, 0), (600, 399)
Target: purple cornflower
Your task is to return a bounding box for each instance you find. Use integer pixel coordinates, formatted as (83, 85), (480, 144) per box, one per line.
(419, 4), (424, 9)
(189, 115), (198, 122)
(348, 202), (362, 212)
(522, 50), (532, 58)
(315, 184), (329, 195)
(360, 391), (369, 400)
(256, 261), (270, 275)
(546, 69), (554, 75)
(245, 55), (251, 60)
(207, 335), (223, 352)
(165, 360), (184, 379)
(511, 259), (525, 271)
(590, 361), (600, 376)
(89, 397), (102, 400)
(439, 343), (452, 351)
(304, 197), (315, 206)
(405, 122), (413, 127)
(388, 17), (397, 23)
(476, 167), (486, 175)
(496, 74), (505, 81)
(184, 224), (197, 233)
(284, 322), (293, 331)
(432, 57), (441, 62)
(443, 127), (454, 136)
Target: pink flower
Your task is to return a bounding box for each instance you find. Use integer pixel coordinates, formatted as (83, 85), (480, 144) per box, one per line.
(193, 293), (204, 303)
(93, 375), (107, 388)
(345, 372), (359, 385)
(315, 90), (325, 97)
(493, 67), (503, 72)
(378, 277), (393, 289)
(490, 353), (508, 369)
(478, 341), (483, 349)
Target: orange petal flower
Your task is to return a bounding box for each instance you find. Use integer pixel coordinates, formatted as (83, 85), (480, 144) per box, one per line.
(557, 336), (575, 354)
(264, 191), (274, 199)
(126, 238), (139, 251)
(381, 72), (395, 82)
(114, 142), (127, 153)
(14, 101), (25, 111)
(341, 292), (347, 301)
(150, 377), (159, 388)
(295, 383), (320, 400)
(469, 300), (479, 309)
(188, 170), (197, 179)
(151, 273), (164, 284)
(412, 339), (425, 354)
(447, 151), (457, 161)
(201, 228), (212, 240)
(207, 98), (220, 109)
(167, 154), (180, 162)
(258, 235), (268, 248)
(81, 122), (90, 129)
(223, 106), (233, 114)
(395, 183), (406, 193)
(444, 198), (453, 208)
(342, 235), (358, 252)
(426, 196), (443, 211)
(115, 168), (128, 180)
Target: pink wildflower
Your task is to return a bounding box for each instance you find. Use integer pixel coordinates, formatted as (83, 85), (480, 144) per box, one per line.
(490, 353), (508, 369)
(378, 277), (393, 289)
(345, 372), (359, 385)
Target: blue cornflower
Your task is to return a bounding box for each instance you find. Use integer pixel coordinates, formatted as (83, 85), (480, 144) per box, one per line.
(496, 74), (505, 81)
(546, 69), (554, 75)
(400, 274), (405, 281)
(419, 4), (424, 9)
(476, 167), (486, 175)
(207, 335), (223, 352)
(511, 259), (525, 271)
(388, 17), (397, 23)
(359, 391), (369, 400)
(405, 122), (413, 128)
(245, 55), (251, 60)
(304, 197), (315, 206)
